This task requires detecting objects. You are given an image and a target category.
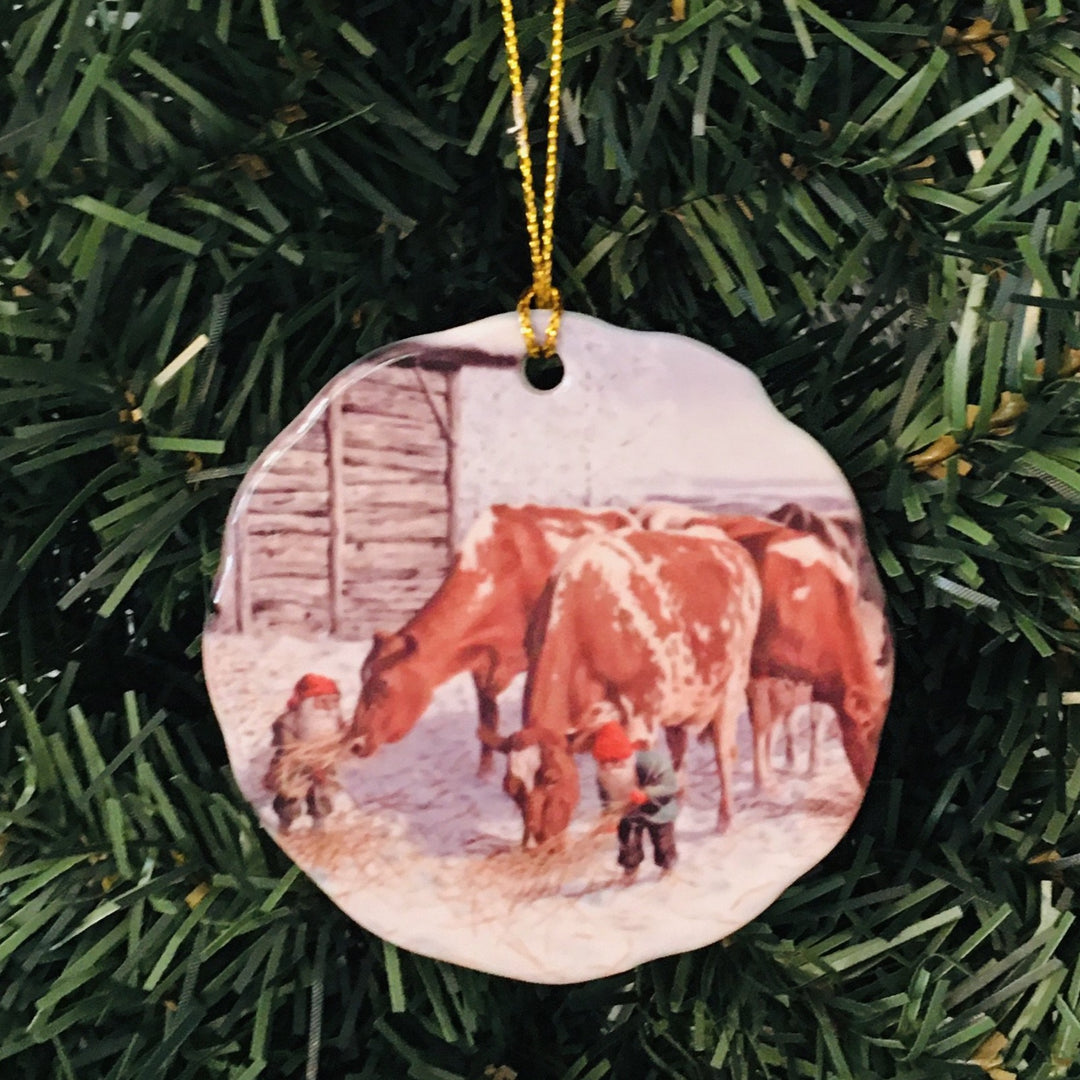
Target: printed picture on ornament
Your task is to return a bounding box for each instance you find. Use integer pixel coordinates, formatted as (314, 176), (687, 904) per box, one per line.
(203, 314), (893, 983)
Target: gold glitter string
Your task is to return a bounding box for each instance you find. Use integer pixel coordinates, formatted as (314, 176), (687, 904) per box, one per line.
(498, 0), (565, 359)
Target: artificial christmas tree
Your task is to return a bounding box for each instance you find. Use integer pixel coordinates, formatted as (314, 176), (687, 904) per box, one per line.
(3, 1), (1079, 1076)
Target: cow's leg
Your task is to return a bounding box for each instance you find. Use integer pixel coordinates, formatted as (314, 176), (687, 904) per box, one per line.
(783, 706), (797, 770)
(664, 725), (690, 797)
(474, 672), (500, 778)
(748, 679), (774, 791)
(710, 717), (737, 832)
(714, 675), (747, 831)
(664, 726), (689, 772)
(807, 704), (820, 775)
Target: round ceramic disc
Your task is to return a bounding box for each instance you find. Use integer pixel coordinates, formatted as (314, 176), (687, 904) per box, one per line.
(203, 311), (892, 983)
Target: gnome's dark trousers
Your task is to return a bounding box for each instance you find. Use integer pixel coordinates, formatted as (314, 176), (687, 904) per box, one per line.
(273, 787), (333, 830)
(617, 817), (677, 872)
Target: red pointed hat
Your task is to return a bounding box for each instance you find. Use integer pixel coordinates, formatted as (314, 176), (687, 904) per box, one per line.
(591, 720), (635, 763)
(288, 673), (341, 710)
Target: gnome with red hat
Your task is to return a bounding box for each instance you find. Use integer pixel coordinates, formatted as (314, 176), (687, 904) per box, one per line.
(592, 719), (680, 879)
(263, 673), (347, 831)
(592, 718), (640, 808)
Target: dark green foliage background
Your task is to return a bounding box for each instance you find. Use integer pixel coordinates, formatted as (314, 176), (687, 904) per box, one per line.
(3, 1), (1080, 1076)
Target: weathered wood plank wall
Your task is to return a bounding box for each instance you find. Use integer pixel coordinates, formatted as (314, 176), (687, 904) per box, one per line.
(227, 365), (453, 639)
(336, 367), (451, 639)
(244, 419), (333, 634)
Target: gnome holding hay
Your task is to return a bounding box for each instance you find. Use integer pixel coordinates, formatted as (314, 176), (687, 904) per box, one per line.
(263, 673), (347, 832)
(591, 720), (680, 879)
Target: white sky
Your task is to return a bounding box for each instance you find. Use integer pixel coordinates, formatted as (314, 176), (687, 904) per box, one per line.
(445, 313), (852, 540)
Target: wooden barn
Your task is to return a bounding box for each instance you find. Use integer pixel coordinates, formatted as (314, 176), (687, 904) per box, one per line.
(211, 311), (864, 644)
(212, 346), (516, 641)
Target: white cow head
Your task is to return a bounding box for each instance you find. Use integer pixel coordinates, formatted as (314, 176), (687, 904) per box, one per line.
(479, 727), (579, 847)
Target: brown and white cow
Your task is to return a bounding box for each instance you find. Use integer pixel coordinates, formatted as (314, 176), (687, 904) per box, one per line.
(485, 527), (762, 845)
(348, 504), (634, 774)
(768, 502), (860, 570)
(638, 505), (889, 787)
(489, 726), (581, 849)
(721, 518), (888, 787)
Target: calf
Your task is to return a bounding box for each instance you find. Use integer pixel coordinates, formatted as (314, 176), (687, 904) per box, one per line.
(348, 504), (633, 774)
(486, 527), (762, 845)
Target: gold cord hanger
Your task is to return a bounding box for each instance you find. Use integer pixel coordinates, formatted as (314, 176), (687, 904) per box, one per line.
(498, 0), (566, 360)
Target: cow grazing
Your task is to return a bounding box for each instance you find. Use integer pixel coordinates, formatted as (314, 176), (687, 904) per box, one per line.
(486, 527), (762, 845)
(770, 501), (894, 671)
(722, 520), (888, 787)
(633, 503), (890, 788)
(348, 504), (634, 774)
(485, 727), (580, 849)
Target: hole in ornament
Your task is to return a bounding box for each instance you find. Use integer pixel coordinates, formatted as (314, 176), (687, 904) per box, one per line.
(523, 351), (564, 391)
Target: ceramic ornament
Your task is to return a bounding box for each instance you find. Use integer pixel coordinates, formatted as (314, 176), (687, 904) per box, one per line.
(203, 311), (893, 984)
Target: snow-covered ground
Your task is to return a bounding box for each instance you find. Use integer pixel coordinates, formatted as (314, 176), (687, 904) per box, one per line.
(204, 631), (865, 983)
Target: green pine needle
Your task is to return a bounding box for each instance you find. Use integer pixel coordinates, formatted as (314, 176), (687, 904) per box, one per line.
(3, 1), (1080, 1077)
